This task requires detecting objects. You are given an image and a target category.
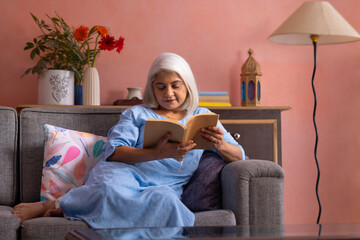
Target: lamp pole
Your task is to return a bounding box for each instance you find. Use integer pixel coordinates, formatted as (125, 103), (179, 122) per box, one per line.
(310, 34), (321, 225)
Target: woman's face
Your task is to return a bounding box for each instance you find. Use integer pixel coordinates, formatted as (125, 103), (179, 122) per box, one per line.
(153, 71), (188, 111)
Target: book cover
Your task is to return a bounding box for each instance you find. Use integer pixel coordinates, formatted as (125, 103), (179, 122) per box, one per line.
(198, 102), (232, 107)
(198, 91), (228, 96)
(143, 112), (219, 150)
(199, 95), (230, 103)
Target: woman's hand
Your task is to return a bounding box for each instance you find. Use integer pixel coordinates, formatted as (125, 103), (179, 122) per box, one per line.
(155, 132), (197, 161)
(200, 126), (224, 151)
(200, 126), (243, 162)
(108, 132), (196, 164)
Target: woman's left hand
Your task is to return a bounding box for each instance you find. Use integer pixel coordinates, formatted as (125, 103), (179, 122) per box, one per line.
(200, 126), (224, 151)
(200, 126), (243, 162)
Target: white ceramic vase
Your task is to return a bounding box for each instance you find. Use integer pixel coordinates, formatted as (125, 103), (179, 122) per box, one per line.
(38, 70), (74, 105)
(126, 87), (142, 100)
(83, 67), (100, 105)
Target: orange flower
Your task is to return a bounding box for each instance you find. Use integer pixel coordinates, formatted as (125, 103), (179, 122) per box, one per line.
(95, 26), (109, 37)
(73, 25), (89, 41)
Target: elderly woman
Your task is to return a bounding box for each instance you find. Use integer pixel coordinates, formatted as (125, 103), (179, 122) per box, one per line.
(13, 52), (245, 228)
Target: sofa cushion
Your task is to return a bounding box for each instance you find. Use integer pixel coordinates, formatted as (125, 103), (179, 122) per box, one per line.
(41, 124), (107, 201)
(0, 205), (20, 240)
(181, 150), (227, 212)
(194, 209), (236, 226)
(21, 217), (89, 240)
(0, 107), (18, 206)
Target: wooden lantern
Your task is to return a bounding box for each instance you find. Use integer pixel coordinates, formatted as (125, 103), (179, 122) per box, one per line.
(240, 49), (262, 106)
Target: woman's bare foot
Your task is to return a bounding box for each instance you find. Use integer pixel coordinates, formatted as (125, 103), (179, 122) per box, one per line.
(12, 200), (56, 222)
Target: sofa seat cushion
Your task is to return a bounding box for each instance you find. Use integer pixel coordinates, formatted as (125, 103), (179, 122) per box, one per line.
(194, 209), (236, 226)
(19, 210), (234, 240)
(21, 217), (89, 240)
(0, 205), (19, 240)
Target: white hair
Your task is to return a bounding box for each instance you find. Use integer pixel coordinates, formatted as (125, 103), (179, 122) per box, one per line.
(143, 53), (199, 115)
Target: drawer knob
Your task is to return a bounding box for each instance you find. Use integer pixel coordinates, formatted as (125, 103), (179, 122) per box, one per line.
(233, 133), (240, 140)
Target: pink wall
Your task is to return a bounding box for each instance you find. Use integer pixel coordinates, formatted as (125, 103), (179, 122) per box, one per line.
(1, 0), (360, 224)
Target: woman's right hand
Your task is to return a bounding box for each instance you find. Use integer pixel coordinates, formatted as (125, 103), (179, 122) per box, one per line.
(108, 132), (196, 164)
(155, 132), (196, 161)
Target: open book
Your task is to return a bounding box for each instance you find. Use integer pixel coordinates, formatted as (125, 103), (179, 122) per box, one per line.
(143, 112), (219, 150)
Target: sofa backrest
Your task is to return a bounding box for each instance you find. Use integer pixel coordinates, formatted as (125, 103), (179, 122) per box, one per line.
(0, 107), (18, 206)
(18, 107), (125, 203)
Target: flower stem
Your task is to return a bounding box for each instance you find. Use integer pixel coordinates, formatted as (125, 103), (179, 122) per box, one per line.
(87, 41), (91, 67)
(92, 50), (100, 68)
(90, 34), (101, 68)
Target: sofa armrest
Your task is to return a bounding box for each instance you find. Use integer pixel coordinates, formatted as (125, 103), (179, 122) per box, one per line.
(221, 159), (284, 225)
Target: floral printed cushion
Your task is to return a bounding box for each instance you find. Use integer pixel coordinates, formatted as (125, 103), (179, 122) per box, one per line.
(40, 124), (107, 201)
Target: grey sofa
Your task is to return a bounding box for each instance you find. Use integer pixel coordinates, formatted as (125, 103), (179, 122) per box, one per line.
(0, 106), (284, 240)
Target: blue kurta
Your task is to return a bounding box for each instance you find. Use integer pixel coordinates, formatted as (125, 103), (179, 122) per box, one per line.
(60, 105), (245, 229)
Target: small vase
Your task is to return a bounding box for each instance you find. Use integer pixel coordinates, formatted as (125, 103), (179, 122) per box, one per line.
(74, 85), (83, 105)
(38, 70), (74, 105)
(127, 87), (142, 100)
(83, 67), (100, 105)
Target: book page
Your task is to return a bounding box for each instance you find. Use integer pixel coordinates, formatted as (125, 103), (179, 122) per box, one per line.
(184, 113), (219, 149)
(143, 119), (185, 148)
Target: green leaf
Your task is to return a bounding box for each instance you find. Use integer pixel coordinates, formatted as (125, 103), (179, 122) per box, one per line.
(39, 45), (46, 52)
(30, 13), (39, 24)
(89, 27), (96, 35)
(24, 42), (34, 50)
(21, 68), (32, 78)
(30, 49), (37, 59)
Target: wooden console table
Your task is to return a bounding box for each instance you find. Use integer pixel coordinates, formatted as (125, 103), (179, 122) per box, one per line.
(17, 105), (290, 166)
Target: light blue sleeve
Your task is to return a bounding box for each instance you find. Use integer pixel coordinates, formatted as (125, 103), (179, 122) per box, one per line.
(103, 107), (142, 161)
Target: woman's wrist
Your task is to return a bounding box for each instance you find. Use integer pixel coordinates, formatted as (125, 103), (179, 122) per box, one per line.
(107, 146), (156, 164)
(216, 141), (243, 162)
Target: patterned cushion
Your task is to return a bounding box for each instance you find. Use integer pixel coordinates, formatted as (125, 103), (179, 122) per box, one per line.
(40, 124), (107, 201)
(181, 150), (227, 212)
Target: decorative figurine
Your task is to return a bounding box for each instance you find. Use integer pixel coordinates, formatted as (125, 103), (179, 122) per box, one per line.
(241, 49), (262, 106)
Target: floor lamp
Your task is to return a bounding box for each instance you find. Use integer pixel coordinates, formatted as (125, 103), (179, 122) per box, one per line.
(268, 1), (360, 224)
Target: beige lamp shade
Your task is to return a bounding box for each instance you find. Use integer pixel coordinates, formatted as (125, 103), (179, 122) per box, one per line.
(268, 1), (360, 45)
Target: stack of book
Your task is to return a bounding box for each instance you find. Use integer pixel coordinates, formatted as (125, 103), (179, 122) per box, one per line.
(198, 91), (232, 107)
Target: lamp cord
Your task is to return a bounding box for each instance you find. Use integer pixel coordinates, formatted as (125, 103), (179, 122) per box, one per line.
(312, 40), (322, 225)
